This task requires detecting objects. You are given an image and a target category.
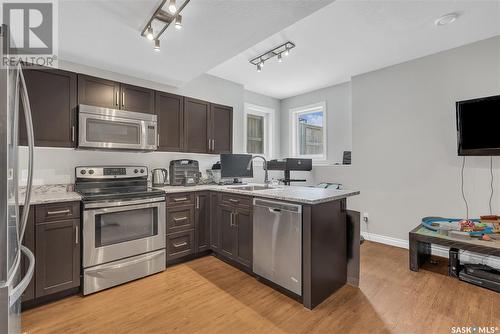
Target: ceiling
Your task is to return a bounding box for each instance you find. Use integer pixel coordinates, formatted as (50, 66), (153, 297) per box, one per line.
(208, 0), (500, 99)
(58, 0), (334, 87)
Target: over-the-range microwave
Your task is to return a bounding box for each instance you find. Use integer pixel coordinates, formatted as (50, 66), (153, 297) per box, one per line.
(78, 104), (158, 151)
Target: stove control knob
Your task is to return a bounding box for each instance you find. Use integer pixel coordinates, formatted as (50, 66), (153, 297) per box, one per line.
(134, 169), (138, 174)
(140, 169), (145, 174)
(89, 169), (94, 175)
(80, 170), (86, 175)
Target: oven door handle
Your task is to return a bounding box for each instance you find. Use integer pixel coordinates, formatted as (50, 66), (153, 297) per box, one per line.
(88, 201), (163, 215)
(84, 196), (165, 210)
(85, 250), (164, 274)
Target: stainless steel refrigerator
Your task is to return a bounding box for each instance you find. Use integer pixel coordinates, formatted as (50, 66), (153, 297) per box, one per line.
(0, 24), (35, 334)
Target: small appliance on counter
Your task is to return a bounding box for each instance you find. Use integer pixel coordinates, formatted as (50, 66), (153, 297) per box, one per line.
(169, 159), (200, 186)
(206, 161), (222, 184)
(267, 158), (312, 185)
(151, 168), (168, 186)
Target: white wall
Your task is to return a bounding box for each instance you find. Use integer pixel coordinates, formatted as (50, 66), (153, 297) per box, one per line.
(280, 81), (352, 164)
(325, 36), (500, 241)
(19, 61), (277, 185)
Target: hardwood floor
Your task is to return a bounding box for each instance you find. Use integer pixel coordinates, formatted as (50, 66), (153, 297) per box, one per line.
(22, 241), (500, 334)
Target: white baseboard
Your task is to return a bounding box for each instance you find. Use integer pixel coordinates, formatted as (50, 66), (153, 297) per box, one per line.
(361, 231), (500, 268)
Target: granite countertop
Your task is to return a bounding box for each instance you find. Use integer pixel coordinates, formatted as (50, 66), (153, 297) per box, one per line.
(16, 183), (359, 206)
(18, 184), (81, 205)
(156, 184), (360, 205)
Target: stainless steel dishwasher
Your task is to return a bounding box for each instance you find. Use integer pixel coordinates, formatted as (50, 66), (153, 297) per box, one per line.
(253, 198), (302, 295)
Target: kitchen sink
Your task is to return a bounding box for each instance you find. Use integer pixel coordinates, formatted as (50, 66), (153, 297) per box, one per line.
(230, 185), (276, 191)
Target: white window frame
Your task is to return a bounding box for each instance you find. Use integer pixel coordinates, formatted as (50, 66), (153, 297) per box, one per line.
(290, 101), (327, 161)
(244, 103), (274, 159)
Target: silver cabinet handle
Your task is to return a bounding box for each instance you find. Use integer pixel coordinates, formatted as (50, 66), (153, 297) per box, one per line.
(230, 212), (234, 226)
(157, 133), (160, 148)
(211, 139), (215, 151)
(122, 92), (125, 107)
(173, 241), (188, 248)
(75, 225), (79, 245)
(47, 209), (71, 216)
(228, 198), (239, 204)
(71, 125), (75, 142)
(115, 91), (119, 106)
(196, 196), (199, 209)
(208, 138), (211, 151)
(173, 216), (188, 222)
(173, 197), (188, 202)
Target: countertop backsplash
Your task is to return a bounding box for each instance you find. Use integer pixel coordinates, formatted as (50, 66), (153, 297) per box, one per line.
(17, 147), (292, 186)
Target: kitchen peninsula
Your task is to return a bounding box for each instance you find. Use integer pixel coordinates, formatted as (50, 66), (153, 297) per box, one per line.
(19, 183), (359, 310)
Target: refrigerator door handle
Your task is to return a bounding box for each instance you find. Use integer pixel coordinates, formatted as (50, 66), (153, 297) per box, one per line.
(4, 64), (36, 306)
(17, 63), (35, 243)
(8, 246), (34, 307)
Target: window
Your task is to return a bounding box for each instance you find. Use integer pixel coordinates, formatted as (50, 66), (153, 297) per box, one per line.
(291, 102), (326, 160)
(244, 103), (274, 158)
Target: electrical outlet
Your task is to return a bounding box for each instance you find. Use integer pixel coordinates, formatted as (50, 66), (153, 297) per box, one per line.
(363, 213), (369, 223)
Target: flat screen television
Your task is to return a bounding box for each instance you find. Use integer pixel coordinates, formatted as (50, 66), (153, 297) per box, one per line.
(456, 95), (500, 156)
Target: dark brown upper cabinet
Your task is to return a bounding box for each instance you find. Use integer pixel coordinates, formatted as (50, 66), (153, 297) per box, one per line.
(156, 92), (184, 151)
(120, 83), (155, 114)
(184, 97), (210, 153)
(77, 75), (119, 109)
(78, 75), (155, 114)
(19, 67), (77, 148)
(209, 103), (233, 154)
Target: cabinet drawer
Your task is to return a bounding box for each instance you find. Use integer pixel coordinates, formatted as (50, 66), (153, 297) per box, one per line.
(167, 206), (194, 234)
(36, 201), (80, 223)
(166, 193), (195, 207)
(167, 230), (194, 261)
(221, 194), (252, 208)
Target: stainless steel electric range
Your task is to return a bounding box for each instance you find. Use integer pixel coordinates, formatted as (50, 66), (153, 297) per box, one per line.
(75, 166), (166, 295)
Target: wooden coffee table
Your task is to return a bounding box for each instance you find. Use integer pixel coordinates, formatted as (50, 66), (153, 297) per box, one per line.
(409, 225), (500, 272)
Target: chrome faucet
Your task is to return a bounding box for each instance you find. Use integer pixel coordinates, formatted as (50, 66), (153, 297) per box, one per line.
(247, 155), (269, 186)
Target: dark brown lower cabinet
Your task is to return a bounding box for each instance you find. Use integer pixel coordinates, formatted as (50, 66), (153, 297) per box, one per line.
(234, 207), (253, 268)
(20, 206), (35, 302)
(35, 219), (80, 298)
(218, 204), (235, 259)
(215, 196), (253, 269)
(209, 192), (220, 251)
(195, 192), (210, 252)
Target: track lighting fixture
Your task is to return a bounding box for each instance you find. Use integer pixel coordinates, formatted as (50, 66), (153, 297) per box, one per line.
(175, 15), (183, 30)
(146, 26), (154, 40)
(141, 0), (190, 51)
(249, 41), (295, 72)
(168, 0), (177, 13)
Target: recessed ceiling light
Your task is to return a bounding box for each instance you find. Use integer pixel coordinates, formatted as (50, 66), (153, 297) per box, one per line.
(435, 13), (459, 26)
(278, 54), (283, 63)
